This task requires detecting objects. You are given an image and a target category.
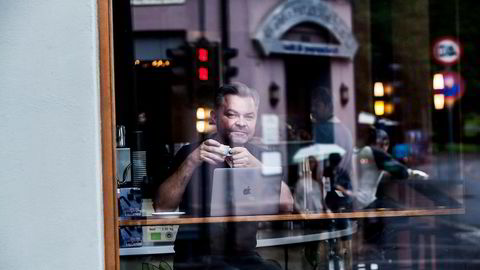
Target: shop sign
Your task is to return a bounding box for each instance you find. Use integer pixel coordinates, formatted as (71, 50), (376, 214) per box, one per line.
(131, 0), (185, 6)
(433, 37), (461, 65)
(253, 0), (358, 59)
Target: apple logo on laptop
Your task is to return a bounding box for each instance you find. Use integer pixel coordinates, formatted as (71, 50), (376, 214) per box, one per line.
(243, 186), (251, 195)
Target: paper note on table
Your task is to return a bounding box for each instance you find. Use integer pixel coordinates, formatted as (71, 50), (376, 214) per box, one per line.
(261, 114), (279, 144)
(262, 151), (282, 175)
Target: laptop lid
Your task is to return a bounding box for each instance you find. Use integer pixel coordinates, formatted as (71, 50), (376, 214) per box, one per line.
(210, 167), (282, 217)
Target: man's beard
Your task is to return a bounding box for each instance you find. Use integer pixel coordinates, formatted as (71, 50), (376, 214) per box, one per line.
(224, 131), (250, 146)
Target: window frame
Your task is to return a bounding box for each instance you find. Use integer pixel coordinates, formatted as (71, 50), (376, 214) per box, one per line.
(98, 0), (119, 269)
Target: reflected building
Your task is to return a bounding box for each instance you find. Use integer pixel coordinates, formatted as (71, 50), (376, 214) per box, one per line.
(126, 0), (358, 153)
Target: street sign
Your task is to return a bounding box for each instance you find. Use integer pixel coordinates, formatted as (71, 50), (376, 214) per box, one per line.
(441, 71), (465, 106)
(433, 37), (461, 65)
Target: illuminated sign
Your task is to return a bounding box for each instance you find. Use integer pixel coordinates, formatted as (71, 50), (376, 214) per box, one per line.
(253, 0), (358, 59)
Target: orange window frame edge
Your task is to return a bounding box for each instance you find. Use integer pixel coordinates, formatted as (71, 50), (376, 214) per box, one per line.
(98, 0), (119, 269)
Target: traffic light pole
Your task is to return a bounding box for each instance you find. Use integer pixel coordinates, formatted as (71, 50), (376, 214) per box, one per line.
(220, 0), (231, 83)
(199, 0), (206, 35)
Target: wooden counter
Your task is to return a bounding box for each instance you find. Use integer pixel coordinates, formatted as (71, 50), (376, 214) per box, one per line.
(119, 207), (464, 226)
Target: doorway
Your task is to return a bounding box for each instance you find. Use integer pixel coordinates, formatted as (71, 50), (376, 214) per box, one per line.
(284, 55), (331, 140)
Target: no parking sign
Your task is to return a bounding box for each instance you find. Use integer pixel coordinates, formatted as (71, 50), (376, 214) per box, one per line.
(433, 37), (462, 65)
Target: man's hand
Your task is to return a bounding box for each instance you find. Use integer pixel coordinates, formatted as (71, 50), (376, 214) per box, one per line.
(408, 169), (429, 180)
(195, 139), (230, 165)
(335, 184), (354, 197)
(226, 147), (262, 168)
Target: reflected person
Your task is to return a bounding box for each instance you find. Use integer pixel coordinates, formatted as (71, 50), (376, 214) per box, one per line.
(354, 127), (428, 209)
(294, 156), (327, 213)
(155, 82), (293, 270)
(310, 86), (354, 211)
(354, 127), (428, 260)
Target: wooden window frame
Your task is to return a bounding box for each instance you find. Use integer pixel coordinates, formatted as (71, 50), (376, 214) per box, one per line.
(98, 0), (119, 269)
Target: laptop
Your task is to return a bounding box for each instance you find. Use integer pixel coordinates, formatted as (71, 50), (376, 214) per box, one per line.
(210, 167), (283, 217)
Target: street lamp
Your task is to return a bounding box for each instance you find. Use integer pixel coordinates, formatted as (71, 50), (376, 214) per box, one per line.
(433, 73), (446, 110)
(374, 82), (384, 97)
(374, 101), (385, 116)
(433, 73), (445, 90)
(433, 94), (445, 110)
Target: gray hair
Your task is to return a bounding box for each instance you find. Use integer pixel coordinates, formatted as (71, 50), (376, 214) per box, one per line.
(214, 82), (260, 109)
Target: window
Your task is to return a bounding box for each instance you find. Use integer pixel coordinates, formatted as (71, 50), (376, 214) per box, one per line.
(101, 1), (476, 269)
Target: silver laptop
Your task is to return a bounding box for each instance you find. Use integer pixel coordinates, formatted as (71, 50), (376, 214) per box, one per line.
(210, 168), (282, 217)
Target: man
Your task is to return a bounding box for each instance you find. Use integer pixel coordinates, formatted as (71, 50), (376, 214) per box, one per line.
(354, 127), (428, 261)
(309, 86), (354, 211)
(354, 127), (428, 209)
(155, 82), (293, 270)
(310, 86), (353, 179)
(292, 87), (354, 269)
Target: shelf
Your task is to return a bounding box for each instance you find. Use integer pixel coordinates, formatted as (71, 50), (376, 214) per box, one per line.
(120, 223), (358, 256)
(120, 245), (174, 256)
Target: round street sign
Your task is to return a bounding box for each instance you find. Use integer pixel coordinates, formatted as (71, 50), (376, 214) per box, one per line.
(433, 37), (461, 65)
(441, 71), (465, 105)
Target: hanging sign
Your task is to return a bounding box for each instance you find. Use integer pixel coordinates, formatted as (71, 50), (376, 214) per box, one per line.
(432, 37), (461, 65)
(253, 0), (358, 59)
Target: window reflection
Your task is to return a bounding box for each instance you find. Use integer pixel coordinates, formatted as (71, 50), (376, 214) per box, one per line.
(115, 0), (472, 269)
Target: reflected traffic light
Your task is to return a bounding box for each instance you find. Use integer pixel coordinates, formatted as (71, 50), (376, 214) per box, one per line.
(193, 38), (220, 104)
(166, 44), (193, 82)
(222, 47), (238, 83)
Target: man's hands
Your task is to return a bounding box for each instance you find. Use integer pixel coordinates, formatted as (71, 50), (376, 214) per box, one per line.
(193, 139), (260, 168)
(196, 139), (229, 165)
(226, 147), (262, 168)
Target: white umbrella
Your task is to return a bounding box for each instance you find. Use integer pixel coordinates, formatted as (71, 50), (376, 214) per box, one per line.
(293, 143), (346, 213)
(293, 143), (346, 163)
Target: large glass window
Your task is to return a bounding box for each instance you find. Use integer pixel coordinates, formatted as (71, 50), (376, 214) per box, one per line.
(111, 0), (477, 269)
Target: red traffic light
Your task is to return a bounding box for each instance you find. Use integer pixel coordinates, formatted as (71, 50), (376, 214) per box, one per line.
(198, 67), (209, 80)
(198, 48), (208, 62)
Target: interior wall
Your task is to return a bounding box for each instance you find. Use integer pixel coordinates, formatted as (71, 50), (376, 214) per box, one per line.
(0, 1), (104, 269)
